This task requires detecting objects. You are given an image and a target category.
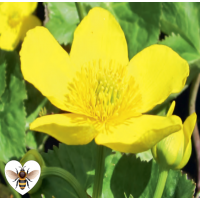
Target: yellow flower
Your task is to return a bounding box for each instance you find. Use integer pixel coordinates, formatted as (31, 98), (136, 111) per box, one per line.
(0, 2), (41, 51)
(152, 101), (196, 169)
(20, 7), (189, 153)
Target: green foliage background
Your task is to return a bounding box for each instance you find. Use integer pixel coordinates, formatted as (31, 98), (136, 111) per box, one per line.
(0, 2), (199, 198)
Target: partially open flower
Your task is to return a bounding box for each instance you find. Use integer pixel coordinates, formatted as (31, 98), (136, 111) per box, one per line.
(20, 7), (189, 154)
(0, 2), (41, 50)
(152, 101), (196, 169)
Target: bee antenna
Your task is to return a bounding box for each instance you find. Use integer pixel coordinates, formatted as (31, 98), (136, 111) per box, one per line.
(19, 166), (26, 170)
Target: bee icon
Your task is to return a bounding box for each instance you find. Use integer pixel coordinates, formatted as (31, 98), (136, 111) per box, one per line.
(6, 166), (39, 190)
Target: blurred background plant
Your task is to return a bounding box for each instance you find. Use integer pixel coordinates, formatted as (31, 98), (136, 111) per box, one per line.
(0, 2), (200, 198)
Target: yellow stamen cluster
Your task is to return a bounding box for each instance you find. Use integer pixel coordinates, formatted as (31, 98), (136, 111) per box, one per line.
(66, 59), (142, 123)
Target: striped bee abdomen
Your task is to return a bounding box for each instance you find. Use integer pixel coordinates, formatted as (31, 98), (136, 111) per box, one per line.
(19, 179), (26, 190)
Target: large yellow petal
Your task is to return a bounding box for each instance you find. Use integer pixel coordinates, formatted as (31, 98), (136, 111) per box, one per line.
(20, 27), (73, 111)
(128, 45), (189, 114)
(30, 113), (98, 145)
(0, 2), (37, 17)
(95, 114), (182, 153)
(70, 7), (128, 70)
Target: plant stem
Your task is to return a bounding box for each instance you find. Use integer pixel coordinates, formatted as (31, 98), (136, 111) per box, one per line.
(38, 135), (49, 152)
(41, 167), (87, 198)
(75, 2), (85, 21)
(189, 73), (200, 196)
(153, 166), (169, 198)
(92, 145), (106, 198)
(0, 161), (21, 198)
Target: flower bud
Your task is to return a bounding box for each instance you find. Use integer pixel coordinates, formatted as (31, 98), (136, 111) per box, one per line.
(20, 149), (45, 194)
(152, 101), (196, 170)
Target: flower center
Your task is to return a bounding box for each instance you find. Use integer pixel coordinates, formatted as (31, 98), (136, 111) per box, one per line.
(65, 59), (142, 123)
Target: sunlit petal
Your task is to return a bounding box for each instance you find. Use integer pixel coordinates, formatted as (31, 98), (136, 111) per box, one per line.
(30, 113), (98, 145)
(70, 7), (129, 70)
(20, 27), (73, 111)
(95, 114), (182, 153)
(128, 45), (189, 114)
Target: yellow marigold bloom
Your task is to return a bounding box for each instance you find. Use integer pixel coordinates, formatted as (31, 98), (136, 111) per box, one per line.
(152, 101), (196, 169)
(20, 7), (189, 153)
(0, 2), (41, 51)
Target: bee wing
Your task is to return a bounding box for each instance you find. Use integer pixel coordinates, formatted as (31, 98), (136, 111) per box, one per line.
(26, 170), (39, 179)
(6, 170), (18, 180)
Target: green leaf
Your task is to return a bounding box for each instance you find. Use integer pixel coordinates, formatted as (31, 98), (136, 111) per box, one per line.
(30, 141), (97, 197)
(0, 50), (26, 163)
(30, 142), (194, 198)
(161, 34), (200, 64)
(26, 130), (49, 151)
(25, 82), (59, 126)
(101, 151), (122, 198)
(161, 2), (200, 53)
(26, 130), (38, 149)
(160, 3), (200, 84)
(163, 170), (195, 198)
(87, 150), (122, 198)
(111, 154), (152, 198)
(25, 82), (48, 127)
(136, 149), (153, 162)
(25, 83), (59, 150)
(110, 155), (195, 198)
(30, 141), (122, 198)
(44, 2), (79, 45)
(0, 57), (6, 99)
